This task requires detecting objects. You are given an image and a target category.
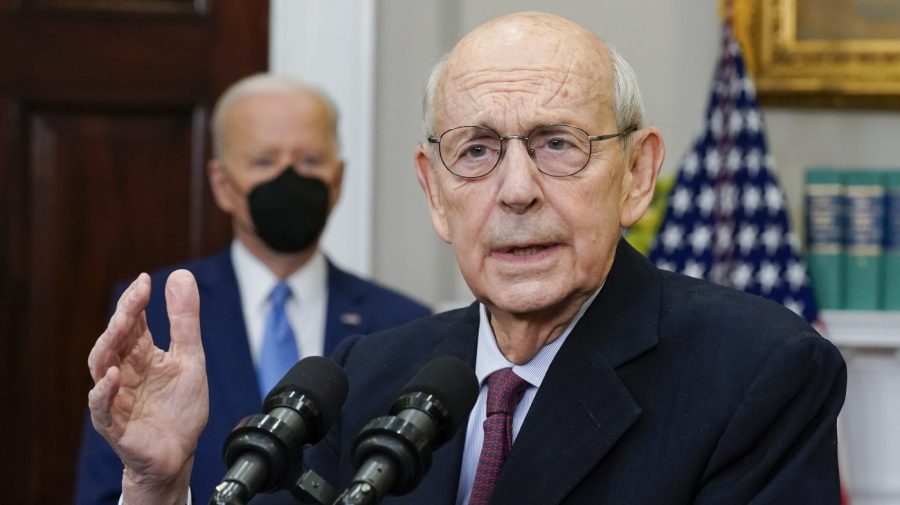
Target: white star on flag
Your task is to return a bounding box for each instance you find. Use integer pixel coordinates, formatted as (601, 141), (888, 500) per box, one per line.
(731, 263), (754, 290)
(757, 261), (781, 293)
(787, 261), (807, 290)
(762, 224), (783, 254)
(715, 223), (733, 253)
(745, 148), (761, 175)
(736, 224), (758, 253)
(742, 185), (761, 214)
(660, 224), (684, 252)
(726, 148), (742, 174)
(672, 187), (693, 217)
(705, 149), (721, 177)
(745, 108), (761, 132)
(765, 184), (783, 213)
(728, 111), (744, 135)
(784, 297), (804, 317)
(697, 185), (716, 217)
(683, 152), (700, 178)
(719, 183), (738, 216)
(684, 260), (707, 279)
(689, 225), (713, 255)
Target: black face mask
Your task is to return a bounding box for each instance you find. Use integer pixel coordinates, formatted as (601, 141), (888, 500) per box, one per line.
(248, 166), (330, 253)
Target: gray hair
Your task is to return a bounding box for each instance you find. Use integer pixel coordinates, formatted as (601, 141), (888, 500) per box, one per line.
(421, 54), (448, 137)
(210, 73), (340, 157)
(420, 43), (644, 139)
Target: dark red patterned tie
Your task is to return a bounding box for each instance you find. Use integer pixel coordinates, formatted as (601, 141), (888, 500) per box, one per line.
(468, 367), (529, 505)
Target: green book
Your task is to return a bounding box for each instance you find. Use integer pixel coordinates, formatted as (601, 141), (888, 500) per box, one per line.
(843, 170), (885, 310)
(805, 168), (844, 309)
(885, 171), (900, 311)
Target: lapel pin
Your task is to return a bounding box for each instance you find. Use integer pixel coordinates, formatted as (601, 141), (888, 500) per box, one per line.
(340, 312), (362, 326)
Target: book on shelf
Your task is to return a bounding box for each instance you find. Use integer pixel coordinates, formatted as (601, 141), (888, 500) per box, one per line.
(805, 168), (843, 309)
(804, 168), (898, 311)
(886, 172), (900, 311)
(843, 171), (885, 310)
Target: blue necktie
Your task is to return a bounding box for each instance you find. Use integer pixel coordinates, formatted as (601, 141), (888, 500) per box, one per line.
(257, 281), (300, 398)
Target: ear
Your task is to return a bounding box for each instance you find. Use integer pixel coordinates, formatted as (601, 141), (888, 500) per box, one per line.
(620, 126), (665, 228)
(328, 159), (345, 211)
(207, 159), (238, 214)
(414, 145), (452, 243)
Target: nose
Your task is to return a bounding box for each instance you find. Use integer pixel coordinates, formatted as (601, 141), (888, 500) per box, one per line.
(495, 139), (542, 214)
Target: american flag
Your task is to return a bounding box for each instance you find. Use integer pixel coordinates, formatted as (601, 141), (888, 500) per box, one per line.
(648, 22), (819, 325)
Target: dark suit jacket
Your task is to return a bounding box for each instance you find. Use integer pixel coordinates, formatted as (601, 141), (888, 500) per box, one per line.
(309, 241), (846, 505)
(75, 247), (431, 505)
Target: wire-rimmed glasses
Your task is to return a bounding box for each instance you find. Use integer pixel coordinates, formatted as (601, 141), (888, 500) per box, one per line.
(427, 123), (636, 178)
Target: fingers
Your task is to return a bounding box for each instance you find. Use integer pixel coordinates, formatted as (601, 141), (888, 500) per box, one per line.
(165, 270), (204, 361)
(88, 274), (151, 384)
(88, 365), (122, 439)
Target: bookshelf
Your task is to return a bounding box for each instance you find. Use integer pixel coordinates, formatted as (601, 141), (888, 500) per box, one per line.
(822, 310), (900, 348)
(822, 310), (900, 505)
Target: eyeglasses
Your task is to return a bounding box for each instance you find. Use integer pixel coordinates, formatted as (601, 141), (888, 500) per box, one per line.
(427, 124), (636, 178)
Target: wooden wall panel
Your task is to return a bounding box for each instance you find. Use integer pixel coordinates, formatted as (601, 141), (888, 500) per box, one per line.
(0, 1), (268, 502)
(20, 109), (204, 503)
(26, 0), (203, 15)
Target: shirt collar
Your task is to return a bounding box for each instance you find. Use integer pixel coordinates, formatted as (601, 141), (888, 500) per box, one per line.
(474, 283), (604, 389)
(231, 239), (328, 311)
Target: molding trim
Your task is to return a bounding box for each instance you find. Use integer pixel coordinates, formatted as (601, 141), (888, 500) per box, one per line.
(270, 0), (375, 275)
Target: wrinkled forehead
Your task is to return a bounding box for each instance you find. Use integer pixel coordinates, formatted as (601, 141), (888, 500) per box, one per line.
(233, 91), (335, 128)
(223, 91), (340, 151)
(434, 14), (614, 131)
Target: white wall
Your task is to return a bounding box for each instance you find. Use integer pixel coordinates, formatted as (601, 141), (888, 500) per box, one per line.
(270, 0), (377, 277)
(373, 0), (465, 309)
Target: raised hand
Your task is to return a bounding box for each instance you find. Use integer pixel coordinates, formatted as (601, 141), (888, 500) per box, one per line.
(87, 270), (209, 504)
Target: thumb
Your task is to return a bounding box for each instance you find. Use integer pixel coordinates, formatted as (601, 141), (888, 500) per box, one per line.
(165, 269), (203, 359)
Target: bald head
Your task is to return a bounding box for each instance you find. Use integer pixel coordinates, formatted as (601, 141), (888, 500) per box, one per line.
(449, 12), (609, 83)
(423, 12), (643, 137)
(412, 12), (665, 346)
(211, 73), (339, 158)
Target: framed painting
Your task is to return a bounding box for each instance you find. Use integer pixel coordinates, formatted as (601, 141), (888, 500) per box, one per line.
(734, 0), (900, 108)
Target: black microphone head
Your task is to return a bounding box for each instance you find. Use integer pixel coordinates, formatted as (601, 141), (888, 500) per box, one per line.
(263, 356), (349, 434)
(396, 356), (478, 438)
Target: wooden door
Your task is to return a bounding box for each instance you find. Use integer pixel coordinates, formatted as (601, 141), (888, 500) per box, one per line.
(0, 1), (268, 502)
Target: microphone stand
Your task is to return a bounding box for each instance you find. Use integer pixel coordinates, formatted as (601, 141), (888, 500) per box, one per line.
(288, 468), (339, 505)
(330, 454), (396, 505)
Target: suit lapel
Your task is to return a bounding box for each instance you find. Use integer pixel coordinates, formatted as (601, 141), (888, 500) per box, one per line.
(198, 250), (262, 419)
(490, 241), (662, 505)
(323, 260), (365, 357)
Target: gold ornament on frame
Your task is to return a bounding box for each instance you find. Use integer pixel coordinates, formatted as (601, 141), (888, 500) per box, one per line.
(731, 0), (900, 108)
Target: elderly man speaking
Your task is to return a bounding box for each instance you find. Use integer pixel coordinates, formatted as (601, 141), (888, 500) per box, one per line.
(85, 12), (845, 505)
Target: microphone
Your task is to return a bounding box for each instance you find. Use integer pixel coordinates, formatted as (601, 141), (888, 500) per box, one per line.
(210, 356), (349, 505)
(334, 356), (478, 505)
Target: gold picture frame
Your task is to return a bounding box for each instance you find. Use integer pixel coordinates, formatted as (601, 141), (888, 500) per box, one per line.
(734, 0), (900, 108)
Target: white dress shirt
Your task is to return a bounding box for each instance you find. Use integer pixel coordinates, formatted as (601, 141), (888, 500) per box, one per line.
(231, 239), (328, 363)
(455, 285), (603, 505)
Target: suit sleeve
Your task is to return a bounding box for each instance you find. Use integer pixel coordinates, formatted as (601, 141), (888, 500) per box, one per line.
(694, 335), (847, 505)
(74, 407), (125, 505)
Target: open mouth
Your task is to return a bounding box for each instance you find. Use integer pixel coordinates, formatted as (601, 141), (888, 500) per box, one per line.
(504, 245), (551, 256)
(495, 243), (558, 258)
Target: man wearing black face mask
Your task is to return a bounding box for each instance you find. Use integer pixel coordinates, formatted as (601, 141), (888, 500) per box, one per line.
(74, 74), (431, 505)
(248, 167), (331, 254)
